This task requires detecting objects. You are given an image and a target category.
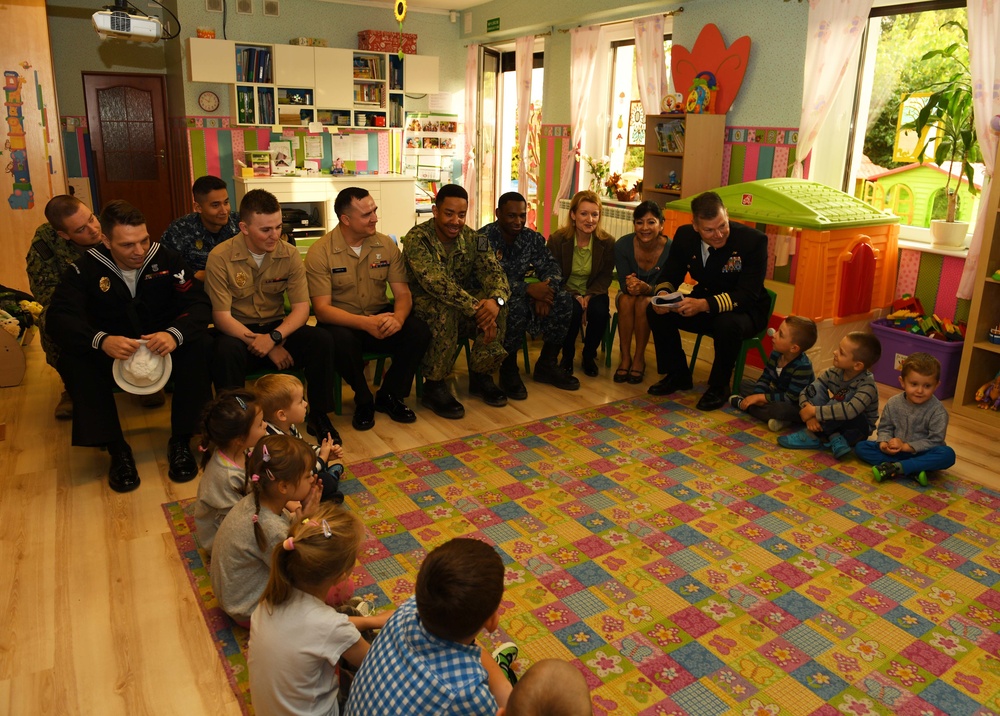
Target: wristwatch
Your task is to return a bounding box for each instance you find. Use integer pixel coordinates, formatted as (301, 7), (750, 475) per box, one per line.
(269, 329), (283, 344)
(494, 297), (506, 307)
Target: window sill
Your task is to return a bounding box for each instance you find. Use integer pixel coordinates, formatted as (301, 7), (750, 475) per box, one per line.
(897, 237), (969, 258)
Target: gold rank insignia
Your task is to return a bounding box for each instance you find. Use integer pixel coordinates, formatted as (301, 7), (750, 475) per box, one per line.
(235, 271), (248, 288)
(99, 276), (111, 292)
(195, 239), (204, 250)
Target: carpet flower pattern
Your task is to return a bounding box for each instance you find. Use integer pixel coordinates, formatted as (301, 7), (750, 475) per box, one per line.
(166, 395), (1000, 716)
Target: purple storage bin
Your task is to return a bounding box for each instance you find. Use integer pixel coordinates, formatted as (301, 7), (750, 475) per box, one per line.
(869, 319), (963, 400)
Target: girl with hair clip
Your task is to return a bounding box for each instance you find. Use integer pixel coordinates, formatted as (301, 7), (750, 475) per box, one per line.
(249, 503), (391, 716)
(193, 388), (269, 554)
(210, 434), (321, 627)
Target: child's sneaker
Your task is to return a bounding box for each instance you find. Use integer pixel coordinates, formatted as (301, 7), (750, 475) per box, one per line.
(872, 461), (903, 482)
(729, 395), (744, 410)
(767, 419), (789, 432)
(916, 470), (929, 486)
(492, 642), (519, 686)
(828, 433), (851, 459)
(778, 430), (822, 449)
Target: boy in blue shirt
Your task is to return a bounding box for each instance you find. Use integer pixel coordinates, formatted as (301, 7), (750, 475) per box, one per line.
(730, 315), (817, 432)
(779, 331), (882, 459)
(855, 352), (955, 485)
(346, 538), (517, 715)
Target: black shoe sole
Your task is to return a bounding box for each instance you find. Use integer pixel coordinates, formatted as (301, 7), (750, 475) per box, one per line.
(468, 385), (508, 407)
(420, 396), (465, 419)
(168, 468), (198, 483)
(374, 404), (418, 423)
(533, 373), (580, 391)
(352, 417), (376, 431)
(109, 475), (141, 493)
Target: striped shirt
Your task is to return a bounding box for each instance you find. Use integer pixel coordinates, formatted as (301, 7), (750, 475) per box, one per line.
(799, 366), (880, 433)
(751, 351), (815, 404)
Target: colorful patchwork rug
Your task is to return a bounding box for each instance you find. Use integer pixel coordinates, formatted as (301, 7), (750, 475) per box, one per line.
(165, 394), (1000, 716)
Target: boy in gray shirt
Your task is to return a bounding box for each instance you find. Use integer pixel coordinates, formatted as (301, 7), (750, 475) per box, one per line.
(855, 352), (955, 486)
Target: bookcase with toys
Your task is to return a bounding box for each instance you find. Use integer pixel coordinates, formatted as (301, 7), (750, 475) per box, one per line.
(953, 137), (1000, 423)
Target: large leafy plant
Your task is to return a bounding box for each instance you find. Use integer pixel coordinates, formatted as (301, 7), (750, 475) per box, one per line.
(905, 21), (981, 223)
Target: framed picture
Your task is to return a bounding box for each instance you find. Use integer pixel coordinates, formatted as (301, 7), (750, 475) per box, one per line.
(205, 0), (223, 12)
(263, 0), (279, 17)
(236, 0), (253, 15)
(627, 100), (645, 147)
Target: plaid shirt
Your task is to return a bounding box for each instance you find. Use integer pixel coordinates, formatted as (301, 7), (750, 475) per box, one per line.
(344, 597), (495, 716)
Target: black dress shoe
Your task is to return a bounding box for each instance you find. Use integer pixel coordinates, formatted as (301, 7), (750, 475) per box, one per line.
(108, 445), (140, 493)
(696, 387), (729, 411)
(374, 392), (416, 423)
(581, 355), (599, 377)
(647, 373), (694, 396)
(352, 402), (376, 431)
(499, 370), (528, 400)
(420, 380), (465, 419)
(167, 436), (198, 483)
(533, 359), (580, 391)
(307, 412), (343, 445)
(469, 372), (508, 407)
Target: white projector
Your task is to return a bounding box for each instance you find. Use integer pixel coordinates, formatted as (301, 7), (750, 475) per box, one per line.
(92, 9), (162, 42)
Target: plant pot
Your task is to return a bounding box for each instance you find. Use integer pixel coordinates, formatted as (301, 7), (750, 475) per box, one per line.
(930, 220), (969, 248)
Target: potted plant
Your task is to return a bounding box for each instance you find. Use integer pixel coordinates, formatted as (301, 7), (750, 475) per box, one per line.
(904, 21), (982, 248)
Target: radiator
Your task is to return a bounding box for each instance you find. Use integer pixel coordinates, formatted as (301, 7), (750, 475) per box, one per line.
(556, 199), (634, 239)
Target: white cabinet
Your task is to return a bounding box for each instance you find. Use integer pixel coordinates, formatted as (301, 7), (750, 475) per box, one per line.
(187, 37), (236, 84)
(404, 55), (439, 94)
(274, 44), (316, 87)
(313, 47), (354, 108)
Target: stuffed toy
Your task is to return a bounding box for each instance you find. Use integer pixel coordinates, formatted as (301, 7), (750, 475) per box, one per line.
(975, 370), (1000, 411)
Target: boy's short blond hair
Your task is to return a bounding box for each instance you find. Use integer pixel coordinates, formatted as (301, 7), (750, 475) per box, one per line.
(900, 352), (941, 381)
(784, 315), (818, 353)
(253, 373), (304, 420)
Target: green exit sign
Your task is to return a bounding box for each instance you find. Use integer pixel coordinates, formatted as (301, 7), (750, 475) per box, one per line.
(487, 17), (500, 32)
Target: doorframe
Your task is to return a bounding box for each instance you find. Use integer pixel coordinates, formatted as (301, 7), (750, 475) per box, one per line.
(81, 71), (178, 221)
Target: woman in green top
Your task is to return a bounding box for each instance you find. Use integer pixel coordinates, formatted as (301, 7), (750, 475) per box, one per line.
(548, 190), (616, 377)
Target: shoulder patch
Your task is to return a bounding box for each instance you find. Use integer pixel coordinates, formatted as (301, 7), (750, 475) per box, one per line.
(33, 241), (55, 261)
(477, 234), (489, 252)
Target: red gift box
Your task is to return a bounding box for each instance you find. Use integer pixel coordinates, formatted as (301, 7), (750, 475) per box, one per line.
(358, 30), (417, 54)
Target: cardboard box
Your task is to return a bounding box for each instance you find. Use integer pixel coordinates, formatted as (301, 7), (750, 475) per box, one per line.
(869, 319), (963, 399)
(358, 30), (416, 54)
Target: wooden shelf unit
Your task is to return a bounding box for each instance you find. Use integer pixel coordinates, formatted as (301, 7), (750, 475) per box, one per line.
(952, 138), (1000, 426)
(641, 113), (726, 202)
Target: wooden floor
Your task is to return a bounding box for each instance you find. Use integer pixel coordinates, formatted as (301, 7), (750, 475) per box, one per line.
(1, 335), (998, 714)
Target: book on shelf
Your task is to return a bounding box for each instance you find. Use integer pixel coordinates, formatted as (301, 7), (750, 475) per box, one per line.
(654, 120), (685, 153)
(352, 56), (383, 80)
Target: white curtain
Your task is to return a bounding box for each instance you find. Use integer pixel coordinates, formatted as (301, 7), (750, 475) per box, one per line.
(634, 15), (667, 117)
(793, 0), (874, 178)
(515, 36), (534, 199)
(959, 0), (1000, 299)
(463, 44), (479, 218)
(556, 26), (603, 201)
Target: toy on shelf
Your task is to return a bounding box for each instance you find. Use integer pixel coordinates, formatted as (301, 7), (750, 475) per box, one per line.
(975, 370), (1000, 410)
(992, 269), (1000, 281)
(686, 72), (718, 114)
(989, 323), (1000, 345)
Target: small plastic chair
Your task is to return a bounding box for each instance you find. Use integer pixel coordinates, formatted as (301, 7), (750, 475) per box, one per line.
(687, 288), (778, 388)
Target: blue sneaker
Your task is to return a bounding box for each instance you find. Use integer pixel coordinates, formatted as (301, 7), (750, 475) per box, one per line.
(828, 433), (852, 459)
(778, 430), (823, 450)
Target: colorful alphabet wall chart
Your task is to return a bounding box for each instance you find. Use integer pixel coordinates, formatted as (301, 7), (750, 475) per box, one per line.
(4, 69), (34, 209)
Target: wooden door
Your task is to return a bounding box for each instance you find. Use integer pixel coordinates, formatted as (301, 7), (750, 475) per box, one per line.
(83, 73), (174, 241)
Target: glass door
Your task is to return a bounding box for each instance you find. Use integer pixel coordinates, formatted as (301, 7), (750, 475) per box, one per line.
(476, 47), (500, 229)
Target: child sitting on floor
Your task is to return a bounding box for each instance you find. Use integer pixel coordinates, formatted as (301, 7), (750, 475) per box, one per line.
(345, 538), (520, 715)
(779, 331), (882, 459)
(854, 352), (956, 485)
(255, 373), (346, 504)
(501, 659), (593, 716)
(730, 315), (817, 432)
(249, 503), (390, 716)
(193, 389), (269, 553)
(211, 434), (321, 627)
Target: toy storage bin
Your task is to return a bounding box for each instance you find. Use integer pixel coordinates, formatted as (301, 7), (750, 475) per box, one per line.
(869, 319), (963, 400)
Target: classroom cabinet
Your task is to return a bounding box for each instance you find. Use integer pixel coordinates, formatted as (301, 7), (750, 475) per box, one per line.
(642, 113), (726, 201)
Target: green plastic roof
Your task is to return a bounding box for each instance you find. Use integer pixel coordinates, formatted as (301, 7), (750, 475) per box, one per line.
(663, 178), (899, 230)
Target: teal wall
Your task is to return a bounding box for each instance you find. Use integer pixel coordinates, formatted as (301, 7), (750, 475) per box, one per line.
(462, 0), (808, 127)
(46, 0), (464, 117)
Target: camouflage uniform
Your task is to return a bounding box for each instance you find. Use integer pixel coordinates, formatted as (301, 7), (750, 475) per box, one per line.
(478, 221), (572, 356)
(24, 223), (86, 369)
(160, 211), (241, 273)
(403, 219), (510, 381)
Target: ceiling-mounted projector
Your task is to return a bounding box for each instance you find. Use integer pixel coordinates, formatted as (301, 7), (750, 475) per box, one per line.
(92, 7), (163, 42)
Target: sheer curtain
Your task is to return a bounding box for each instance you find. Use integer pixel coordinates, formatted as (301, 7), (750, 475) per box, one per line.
(634, 14), (667, 117)
(793, 0), (874, 178)
(463, 44), (479, 216)
(959, 0), (1000, 298)
(556, 26), (603, 200)
(515, 36), (533, 198)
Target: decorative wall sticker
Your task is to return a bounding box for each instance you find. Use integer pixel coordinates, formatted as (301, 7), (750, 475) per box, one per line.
(4, 70), (34, 209)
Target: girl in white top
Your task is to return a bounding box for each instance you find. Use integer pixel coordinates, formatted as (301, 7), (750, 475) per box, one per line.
(249, 503), (390, 716)
(193, 388), (269, 553)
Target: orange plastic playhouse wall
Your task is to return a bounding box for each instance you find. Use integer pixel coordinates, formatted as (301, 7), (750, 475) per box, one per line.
(662, 210), (899, 323)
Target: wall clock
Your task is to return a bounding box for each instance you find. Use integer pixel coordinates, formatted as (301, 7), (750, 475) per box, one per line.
(198, 90), (220, 112)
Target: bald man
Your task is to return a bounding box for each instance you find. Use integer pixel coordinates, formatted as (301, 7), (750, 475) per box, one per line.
(501, 659), (592, 716)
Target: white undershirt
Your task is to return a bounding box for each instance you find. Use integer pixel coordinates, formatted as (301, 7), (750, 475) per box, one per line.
(120, 268), (139, 297)
(349, 244), (363, 256)
(249, 250), (266, 268)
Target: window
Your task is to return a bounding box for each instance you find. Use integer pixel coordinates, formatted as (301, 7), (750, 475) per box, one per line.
(844, 1), (976, 243)
(607, 38), (671, 189)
